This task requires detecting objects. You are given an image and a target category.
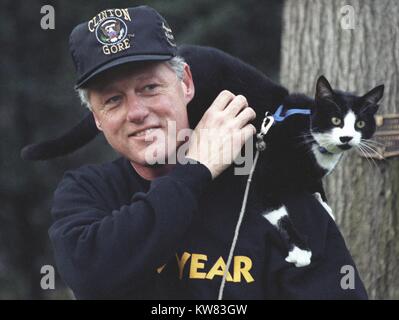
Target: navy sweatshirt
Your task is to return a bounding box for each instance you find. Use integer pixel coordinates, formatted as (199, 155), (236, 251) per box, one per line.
(49, 157), (368, 299)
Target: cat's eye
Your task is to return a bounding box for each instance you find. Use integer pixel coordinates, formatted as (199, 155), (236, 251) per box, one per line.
(356, 120), (366, 129)
(331, 117), (342, 126)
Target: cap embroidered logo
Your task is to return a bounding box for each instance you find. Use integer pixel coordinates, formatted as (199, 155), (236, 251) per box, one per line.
(96, 18), (128, 45)
(95, 17), (131, 55)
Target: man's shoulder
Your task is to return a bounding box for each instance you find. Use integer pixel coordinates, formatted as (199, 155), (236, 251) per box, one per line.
(57, 157), (143, 194)
(63, 157), (129, 181)
(52, 157), (145, 214)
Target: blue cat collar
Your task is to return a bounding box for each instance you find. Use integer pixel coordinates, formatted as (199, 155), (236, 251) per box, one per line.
(318, 146), (333, 155)
(273, 105), (311, 122)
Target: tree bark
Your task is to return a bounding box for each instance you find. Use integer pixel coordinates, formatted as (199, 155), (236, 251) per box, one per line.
(280, 0), (399, 299)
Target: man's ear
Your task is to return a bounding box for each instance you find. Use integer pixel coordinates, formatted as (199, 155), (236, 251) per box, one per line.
(92, 112), (103, 132)
(315, 75), (334, 101)
(181, 63), (195, 103)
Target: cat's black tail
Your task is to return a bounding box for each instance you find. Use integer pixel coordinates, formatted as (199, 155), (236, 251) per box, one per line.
(20, 113), (99, 160)
(21, 45), (289, 161)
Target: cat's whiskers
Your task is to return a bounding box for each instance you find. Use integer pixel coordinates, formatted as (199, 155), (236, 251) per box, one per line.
(357, 141), (383, 168)
(297, 132), (314, 141)
(362, 138), (384, 147)
(292, 132), (321, 157)
(359, 140), (385, 160)
(294, 133), (316, 150)
(356, 144), (376, 169)
(360, 144), (380, 169)
(312, 139), (339, 156)
(295, 137), (315, 148)
(314, 138), (338, 154)
(360, 140), (380, 152)
(299, 132), (314, 138)
(361, 140), (386, 160)
(358, 141), (377, 155)
(308, 130), (336, 152)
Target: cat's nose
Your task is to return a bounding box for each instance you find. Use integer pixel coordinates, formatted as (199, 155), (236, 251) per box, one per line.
(340, 136), (353, 143)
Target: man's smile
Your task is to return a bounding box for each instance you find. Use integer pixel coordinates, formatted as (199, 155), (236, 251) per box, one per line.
(129, 126), (162, 138)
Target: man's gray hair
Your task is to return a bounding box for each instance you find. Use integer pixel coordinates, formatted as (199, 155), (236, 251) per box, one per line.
(77, 56), (186, 111)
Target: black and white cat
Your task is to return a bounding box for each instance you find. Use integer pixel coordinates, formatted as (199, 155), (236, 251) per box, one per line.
(254, 75), (384, 267)
(21, 45), (384, 267)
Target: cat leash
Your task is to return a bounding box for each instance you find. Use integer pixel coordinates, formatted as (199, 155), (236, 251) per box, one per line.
(218, 112), (275, 300)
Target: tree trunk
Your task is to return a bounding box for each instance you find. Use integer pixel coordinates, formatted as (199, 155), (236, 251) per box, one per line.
(280, 0), (399, 299)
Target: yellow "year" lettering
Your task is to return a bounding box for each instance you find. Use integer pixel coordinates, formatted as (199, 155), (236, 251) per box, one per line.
(172, 252), (254, 283)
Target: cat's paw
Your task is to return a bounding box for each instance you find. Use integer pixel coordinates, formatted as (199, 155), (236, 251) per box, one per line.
(285, 246), (312, 267)
(313, 192), (335, 221)
(313, 192), (323, 202)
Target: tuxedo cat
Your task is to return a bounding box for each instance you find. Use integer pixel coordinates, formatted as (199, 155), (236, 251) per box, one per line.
(254, 75), (384, 266)
(21, 45), (384, 267)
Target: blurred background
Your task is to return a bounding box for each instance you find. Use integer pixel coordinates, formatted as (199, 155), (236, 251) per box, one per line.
(1, 0), (398, 299)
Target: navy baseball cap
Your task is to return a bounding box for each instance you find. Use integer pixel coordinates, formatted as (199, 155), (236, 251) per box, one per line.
(70, 6), (178, 88)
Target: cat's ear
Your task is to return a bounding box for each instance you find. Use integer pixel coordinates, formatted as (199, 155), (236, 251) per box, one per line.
(361, 85), (384, 114)
(315, 76), (334, 101)
(362, 84), (384, 105)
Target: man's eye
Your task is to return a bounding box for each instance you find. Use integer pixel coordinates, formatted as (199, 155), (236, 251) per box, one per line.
(104, 95), (122, 106)
(143, 84), (159, 92)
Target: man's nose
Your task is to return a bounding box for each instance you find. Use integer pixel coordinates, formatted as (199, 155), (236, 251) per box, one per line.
(126, 98), (150, 123)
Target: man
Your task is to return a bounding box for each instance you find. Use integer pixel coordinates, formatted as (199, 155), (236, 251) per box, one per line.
(49, 5), (368, 299)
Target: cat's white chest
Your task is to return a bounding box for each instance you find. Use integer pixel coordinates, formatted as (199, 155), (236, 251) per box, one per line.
(311, 145), (342, 174)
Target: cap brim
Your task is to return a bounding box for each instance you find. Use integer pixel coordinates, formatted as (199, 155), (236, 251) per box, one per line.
(75, 54), (173, 89)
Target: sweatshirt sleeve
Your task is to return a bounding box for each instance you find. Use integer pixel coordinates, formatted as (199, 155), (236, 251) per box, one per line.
(48, 161), (211, 299)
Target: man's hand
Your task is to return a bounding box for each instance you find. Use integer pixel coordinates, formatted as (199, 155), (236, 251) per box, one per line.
(186, 90), (256, 179)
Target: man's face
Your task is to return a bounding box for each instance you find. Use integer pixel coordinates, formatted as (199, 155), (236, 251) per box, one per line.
(88, 61), (194, 167)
